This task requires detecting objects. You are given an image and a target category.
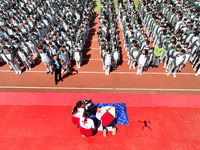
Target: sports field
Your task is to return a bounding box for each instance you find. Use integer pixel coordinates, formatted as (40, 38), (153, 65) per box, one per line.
(0, 1), (200, 150)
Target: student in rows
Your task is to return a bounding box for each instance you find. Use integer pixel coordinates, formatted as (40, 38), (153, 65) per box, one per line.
(38, 46), (52, 74)
(129, 44), (140, 70)
(137, 49), (148, 75)
(16, 47), (31, 71)
(104, 50), (112, 75)
(151, 43), (164, 68)
(167, 49), (186, 78)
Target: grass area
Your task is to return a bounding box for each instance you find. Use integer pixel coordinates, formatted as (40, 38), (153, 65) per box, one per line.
(93, 0), (140, 12)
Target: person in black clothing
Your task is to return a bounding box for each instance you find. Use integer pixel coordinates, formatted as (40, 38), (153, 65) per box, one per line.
(51, 55), (63, 85)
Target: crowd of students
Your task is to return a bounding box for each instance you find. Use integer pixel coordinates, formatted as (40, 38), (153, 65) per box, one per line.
(72, 99), (117, 137)
(98, 0), (121, 75)
(0, 0), (93, 75)
(0, 0), (199, 78)
(118, 0), (200, 77)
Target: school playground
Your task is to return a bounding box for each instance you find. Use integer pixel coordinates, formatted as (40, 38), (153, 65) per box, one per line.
(0, 4), (200, 150)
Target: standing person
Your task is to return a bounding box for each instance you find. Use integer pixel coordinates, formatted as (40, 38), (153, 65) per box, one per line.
(20, 40), (35, 65)
(16, 47), (31, 71)
(96, 106), (117, 137)
(73, 46), (82, 69)
(194, 53), (200, 77)
(58, 46), (70, 73)
(137, 49), (148, 75)
(151, 43), (164, 68)
(38, 46), (52, 74)
(72, 101), (84, 127)
(1, 46), (21, 75)
(112, 48), (120, 70)
(51, 55), (63, 85)
(104, 50), (112, 75)
(129, 44), (140, 69)
(167, 49), (186, 78)
(80, 111), (96, 137)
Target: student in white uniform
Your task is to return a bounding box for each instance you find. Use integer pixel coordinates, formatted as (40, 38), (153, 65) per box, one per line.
(167, 49), (186, 78)
(63, 45), (71, 67)
(26, 39), (38, 58)
(112, 48), (120, 70)
(73, 46), (82, 69)
(3, 46), (21, 75)
(137, 49), (148, 75)
(0, 48), (13, 71)
(129, 44), (140, 69)
(20, 40), (35, 65)
(194, 53), (200, 77)
(104, 50), (112, 75)
(38, 46), (52, 74)
(80, 111), (96, 137)
(58, 46), (70, 73)
(72, 101), (84, 127)
(17, 47), (31, 71)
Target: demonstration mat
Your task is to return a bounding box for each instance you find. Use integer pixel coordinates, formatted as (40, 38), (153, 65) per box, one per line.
(94, 103), (129, 125)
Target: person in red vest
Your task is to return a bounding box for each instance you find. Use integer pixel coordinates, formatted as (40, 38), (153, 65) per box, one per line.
(80, 111), (96, 137)
(96, 106), (117, 137)
(72, 101), (84, 127)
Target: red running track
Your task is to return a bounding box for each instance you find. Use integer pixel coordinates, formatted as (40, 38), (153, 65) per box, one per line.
(0, 12), (200, 94)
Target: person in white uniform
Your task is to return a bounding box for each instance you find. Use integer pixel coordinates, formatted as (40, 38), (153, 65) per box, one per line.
(58, 46), (70, 73)
(137, 49), (148, 75)
(3, 46), (21, 75)
(167, 49), (186, 78)
(38, 46), (52, 74)
(104, 50), (112, 75)
(73, 46), (82, 69)
(80, 111), (96, 137)
(112, 48), (120, 70)
(16, 47), (31, 71)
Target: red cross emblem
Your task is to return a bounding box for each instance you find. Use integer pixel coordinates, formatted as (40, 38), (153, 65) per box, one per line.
(82, 120), (87, 125)
(97, 109), (101, 114)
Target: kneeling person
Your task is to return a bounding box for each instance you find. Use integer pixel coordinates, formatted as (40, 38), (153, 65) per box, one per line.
(96, 106), (117, 137)
(80, 111), (96, 137)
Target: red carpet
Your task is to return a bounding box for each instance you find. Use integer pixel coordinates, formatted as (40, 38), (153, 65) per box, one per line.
(0, 92), (200, 107)
(0, 105), (200, 150)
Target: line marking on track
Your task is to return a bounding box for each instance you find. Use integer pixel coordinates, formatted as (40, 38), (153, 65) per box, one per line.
(0, 70), (195, 75)
(0, 86), (199, 92)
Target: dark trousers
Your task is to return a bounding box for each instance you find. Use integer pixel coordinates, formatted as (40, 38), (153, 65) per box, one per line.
(55, 68), (61, 82)
(103, 118), (117, 130)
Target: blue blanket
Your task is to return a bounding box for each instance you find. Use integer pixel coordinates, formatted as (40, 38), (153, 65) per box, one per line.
(93, 103), (129, 125)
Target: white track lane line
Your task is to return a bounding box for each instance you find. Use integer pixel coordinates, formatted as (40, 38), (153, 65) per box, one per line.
(0, 70), (195, 75)
(0, 86), (199, 91)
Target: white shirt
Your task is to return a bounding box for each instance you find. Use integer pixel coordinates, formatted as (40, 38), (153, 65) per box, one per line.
(138, 54), (147, 66)
(17, 51), (27, 61)
(80, 116), (95, 129)
(72, 107), (84, 118)
(74, 51), (80, 61)
(96, 106), (111, 120)
(105, 54), (112, 65)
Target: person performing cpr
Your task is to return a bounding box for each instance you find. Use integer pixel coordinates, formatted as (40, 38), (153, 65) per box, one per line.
(80, 111), (96, 137)
(96, 106), (117, 137)
(72, 101), (84, 127)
